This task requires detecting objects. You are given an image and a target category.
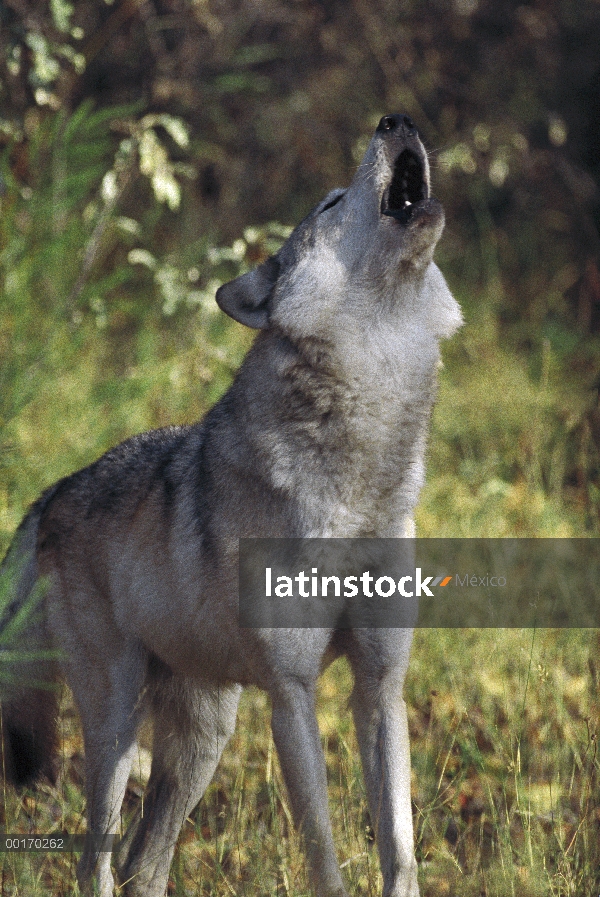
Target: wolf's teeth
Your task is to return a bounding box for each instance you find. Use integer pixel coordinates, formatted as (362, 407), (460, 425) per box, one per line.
(404, 200), (412, 208)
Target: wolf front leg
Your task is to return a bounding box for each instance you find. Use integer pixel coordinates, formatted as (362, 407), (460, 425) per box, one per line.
(349, 629), (420, 897)
(270, 677), (349, 897)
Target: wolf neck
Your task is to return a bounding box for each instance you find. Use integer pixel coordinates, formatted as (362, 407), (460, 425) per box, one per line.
(233, 319), (440, 538)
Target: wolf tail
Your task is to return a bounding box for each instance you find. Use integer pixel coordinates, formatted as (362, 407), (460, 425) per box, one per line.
(0, 492), (60, 786)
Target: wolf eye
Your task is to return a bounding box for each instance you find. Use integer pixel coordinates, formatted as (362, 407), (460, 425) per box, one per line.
(320, 193), (344, 213)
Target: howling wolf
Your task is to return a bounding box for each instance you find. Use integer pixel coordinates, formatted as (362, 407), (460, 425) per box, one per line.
(1, 113), (461, 897)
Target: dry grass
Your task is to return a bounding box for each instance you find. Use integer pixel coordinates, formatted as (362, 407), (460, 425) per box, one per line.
(1, 629), (599, 896)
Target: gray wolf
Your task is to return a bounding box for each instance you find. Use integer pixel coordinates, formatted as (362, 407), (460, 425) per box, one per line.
(0, 114), (462, 897)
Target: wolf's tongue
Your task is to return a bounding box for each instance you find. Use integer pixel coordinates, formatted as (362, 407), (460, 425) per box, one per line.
(383, 203), (415, 225)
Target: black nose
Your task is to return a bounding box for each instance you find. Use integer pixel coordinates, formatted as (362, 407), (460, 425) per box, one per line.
(376, 114), (417, 135)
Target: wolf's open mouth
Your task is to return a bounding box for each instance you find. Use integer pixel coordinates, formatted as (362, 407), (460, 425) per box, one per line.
(381, 149), (428, 225)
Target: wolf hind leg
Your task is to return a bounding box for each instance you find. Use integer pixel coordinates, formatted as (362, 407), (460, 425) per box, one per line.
(71, 641), (148, 897)
(115, 677), (241, 897)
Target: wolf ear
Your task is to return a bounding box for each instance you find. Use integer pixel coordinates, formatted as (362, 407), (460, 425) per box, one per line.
(215, 256), (280, 329)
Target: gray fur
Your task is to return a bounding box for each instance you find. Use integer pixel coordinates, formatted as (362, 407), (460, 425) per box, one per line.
(0, 114), (461, 897)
